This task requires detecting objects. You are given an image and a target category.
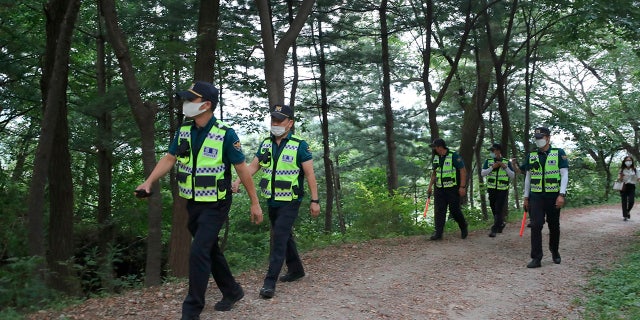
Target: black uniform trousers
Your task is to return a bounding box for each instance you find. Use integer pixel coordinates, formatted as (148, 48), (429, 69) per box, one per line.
(182, 199), (241, 318)
(620, 183), (636, 219)
(433, 186), (467, 236)
(488, 188), (508, 232)
(528, 193), (560, 260)
(264, 201), (304, 289)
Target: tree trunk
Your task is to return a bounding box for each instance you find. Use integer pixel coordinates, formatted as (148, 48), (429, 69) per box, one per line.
(47, 97), (80, 295)
(379, 0), (398, 194)
(95, 12), (116, 291)
(194, 0), (220, 82)
(26, 0), (81, 294)
(99, 0), (162, 287)
(312, 15), (334, 232)
(254, 0), (315, 105)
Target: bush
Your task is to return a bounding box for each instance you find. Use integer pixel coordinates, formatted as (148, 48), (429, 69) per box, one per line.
(0, 256), (59, 313)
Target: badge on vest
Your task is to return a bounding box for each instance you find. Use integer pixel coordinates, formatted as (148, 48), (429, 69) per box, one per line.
(282, 154), (294, 163)
(203, 147), (218, 158)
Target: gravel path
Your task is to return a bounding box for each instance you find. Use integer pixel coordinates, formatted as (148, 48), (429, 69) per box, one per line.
(28, 204), (638, 320)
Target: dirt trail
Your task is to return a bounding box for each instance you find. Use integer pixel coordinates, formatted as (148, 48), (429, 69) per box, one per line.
(29, 204), (638, 320)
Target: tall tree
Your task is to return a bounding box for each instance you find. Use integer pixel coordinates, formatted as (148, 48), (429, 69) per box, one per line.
(254, 0), (315, 104)
(166, 0), (223, 279)
(99, 0), (162, 286)
(27, 0), (81, 295)
(379, 0), (398, 193)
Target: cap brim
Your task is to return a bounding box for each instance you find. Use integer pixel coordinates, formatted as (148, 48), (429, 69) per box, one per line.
(534, 133), (545, 139)
(176, 90), (199, 101)
(271, 112), (288, 121)
(488, 147), (495, 151)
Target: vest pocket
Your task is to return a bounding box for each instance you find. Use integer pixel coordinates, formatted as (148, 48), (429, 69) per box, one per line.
(177, 172), (189, 183)
(531, 179), (541, 185)
(217, 179), (228, 192)
(273, 180), (292, 189)
(195, 176), (216, 187)
(259, 178), (269, 189)
(545, 178), (558, 183)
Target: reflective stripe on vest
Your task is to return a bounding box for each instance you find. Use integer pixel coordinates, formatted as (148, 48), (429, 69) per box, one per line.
(486, 159), (510, 190)
(176, 121), (228, 201)
(529, 149), (560, 193)
(433, 151), (457, 188)
(259, 136), (301, 201)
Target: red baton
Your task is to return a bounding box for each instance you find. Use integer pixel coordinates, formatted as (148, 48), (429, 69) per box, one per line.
(423, 196), (431, 218)
(519, 210), (527, 237)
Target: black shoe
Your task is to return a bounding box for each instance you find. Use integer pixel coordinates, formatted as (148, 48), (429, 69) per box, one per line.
(497, 223), (505, 233)
(429, 234), (442, 240)
(489, 231), (496, 237)
(624, 217), (628, 221)
(214, 286), (244, 311)
(259, 286), (275, 299)
(527, 259), (541, 268)
(279, 272), (305, 282)
(461, 226), (468, 239)
(552, 252), (561, 264)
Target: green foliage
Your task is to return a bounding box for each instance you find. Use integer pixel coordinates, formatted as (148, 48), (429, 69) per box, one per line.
(343, 168), (424, 239)
(0, 176), (28, 259)
(581, 242), (640, 319)
(0, 256), (58, 313)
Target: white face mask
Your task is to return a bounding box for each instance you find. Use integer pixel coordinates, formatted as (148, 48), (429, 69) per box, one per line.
(182, 101), (206, 118)
(535, 138), (547, 148)
(489, 152), (496, 159)
(270, 125), (287, 137)
(625, 161), (633, 167)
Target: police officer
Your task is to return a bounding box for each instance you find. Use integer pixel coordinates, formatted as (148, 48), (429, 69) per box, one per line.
(232, 103), (320, 299)
(427, 138), (469, 240)
(481, 143), (515, 237)
(522, 127), (569, 268)
(136, 81), (263, 318)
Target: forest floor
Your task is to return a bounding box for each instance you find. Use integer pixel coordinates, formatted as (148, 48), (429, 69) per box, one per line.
(28, 204), (639, 320)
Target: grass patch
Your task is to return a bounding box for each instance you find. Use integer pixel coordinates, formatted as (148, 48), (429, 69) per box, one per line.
(581, 238), (640, 319)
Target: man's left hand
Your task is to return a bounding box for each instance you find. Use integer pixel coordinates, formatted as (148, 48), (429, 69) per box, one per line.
(310, 202), (320, 218)
(555, 195), (565, 209)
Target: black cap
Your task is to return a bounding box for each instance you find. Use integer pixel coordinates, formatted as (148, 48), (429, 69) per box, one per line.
(176, 81), (219, 105)
(488, 143), (502, 151)
(270, 104), (294, 120)
(429, 138), (446, 148)
(534, 127), (551, 139)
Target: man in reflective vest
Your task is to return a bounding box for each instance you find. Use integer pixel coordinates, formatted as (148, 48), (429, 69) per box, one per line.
(481, 143), (515, 237)
(136, 81), (263, 318)
(427, 138), (469, 240)
(522, 127), (569, 268)
(232, 103), (320, 299)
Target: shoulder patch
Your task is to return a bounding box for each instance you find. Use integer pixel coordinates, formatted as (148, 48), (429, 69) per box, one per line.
(233, 140), (242, 152)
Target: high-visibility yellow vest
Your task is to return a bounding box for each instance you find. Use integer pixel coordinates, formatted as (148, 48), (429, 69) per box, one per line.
(433, 151), (457, 188)
(176, 121), (229, 201)
(486, 159), (510, 190)
(259, 136), (302, 201)
(529, 149), (560, 193)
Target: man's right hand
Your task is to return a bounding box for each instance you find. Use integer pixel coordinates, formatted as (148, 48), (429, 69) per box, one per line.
(523, 197), (529, 212)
